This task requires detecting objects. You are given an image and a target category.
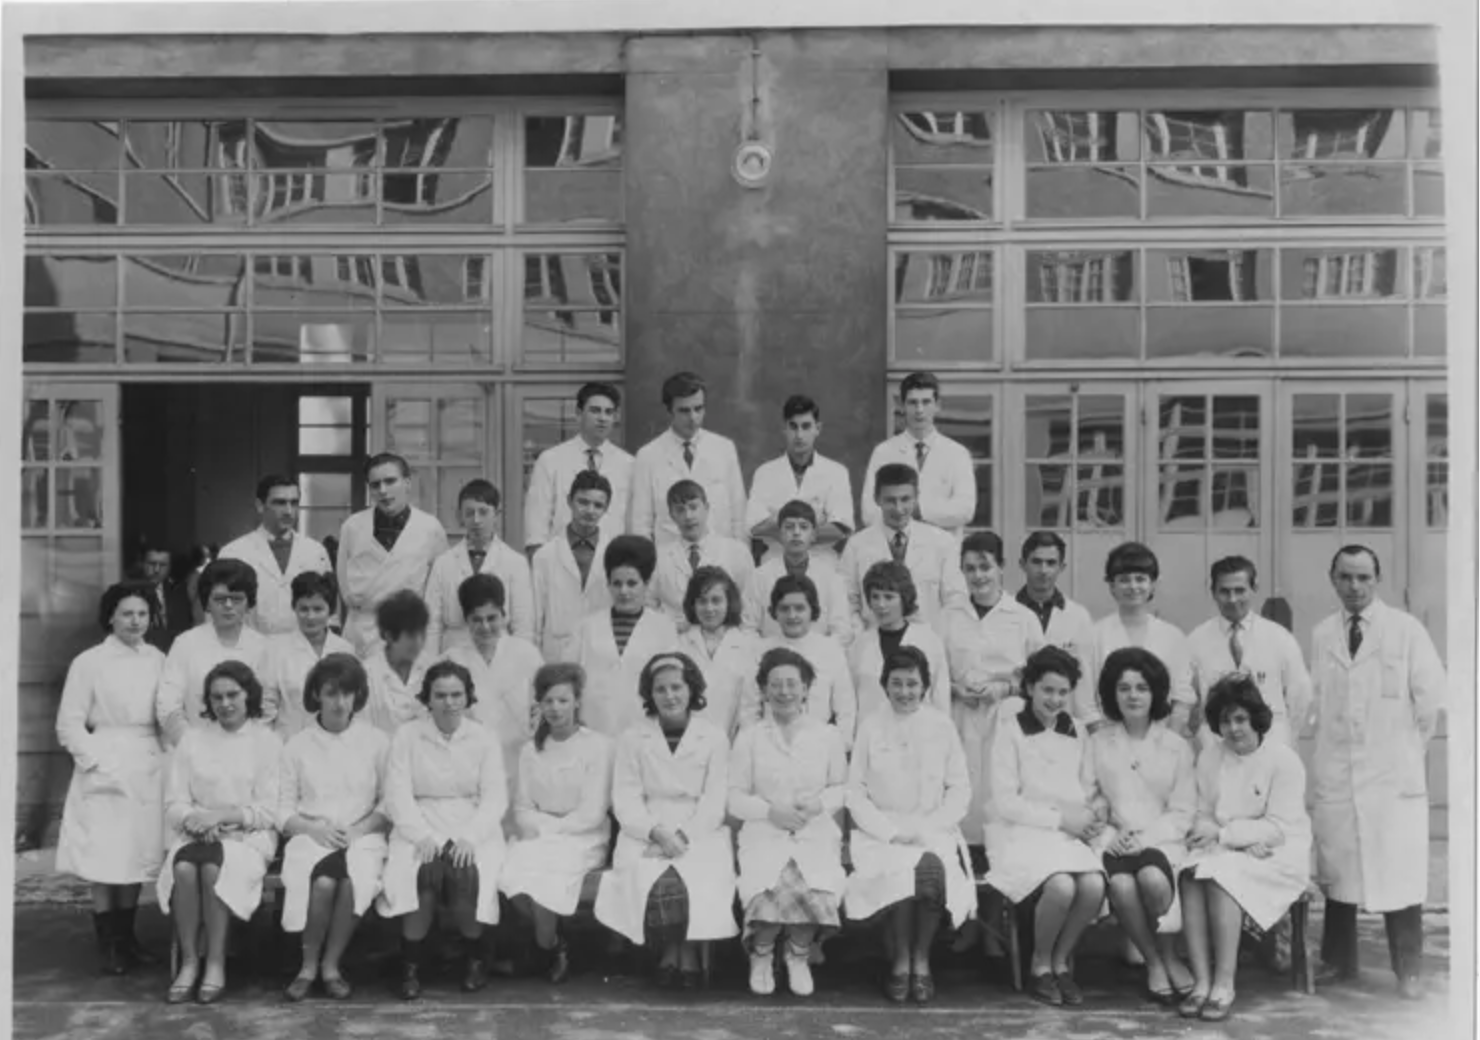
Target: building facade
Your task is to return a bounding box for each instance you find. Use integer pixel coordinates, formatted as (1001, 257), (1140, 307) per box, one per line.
(18, 24), (1449, 843)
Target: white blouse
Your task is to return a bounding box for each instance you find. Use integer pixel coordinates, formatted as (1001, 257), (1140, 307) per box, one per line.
(385, 717), (507, 847)
(678, 625), (760, 739)
(56, 636), (164, 770)
(514, 727), (614, 836)
(362, 650), (437, 736)
(755, 631), (858, 746)
(164, 721), (283, 837)
(848, 707), (970, 841)
(1086, 722), (1195, 848)
(261, 629), (356, 738)
(987, 708), (1094, 832)
(280, 718), (390, 829)
(155, 624), (270, 742)
(1195, 738), (1311, 851)
(729, 716), (847, 825)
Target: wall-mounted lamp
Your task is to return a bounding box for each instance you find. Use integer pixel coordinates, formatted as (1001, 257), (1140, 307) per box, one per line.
(732, 37), (772, 190)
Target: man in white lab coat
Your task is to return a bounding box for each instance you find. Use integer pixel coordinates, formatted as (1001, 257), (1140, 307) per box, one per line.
(648, 479), (754, 627)
(745, 394), (855, 565)
(335, 453), (449, 656)
(1014, 530), (1095, 671)
(859, 371), (977, 542)
(424, 479), (534, 652)
(522, 381), (633, 559)
(1310, 545), (1446, 1000)
(532, 470), (614, 661)
(218, 473), (333, 636)
(629, 371), (748, 548)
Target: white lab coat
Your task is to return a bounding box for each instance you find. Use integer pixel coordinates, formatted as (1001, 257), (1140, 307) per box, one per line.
(1308, 599), (1446, 912)
(155, 623), (270, 745)
(849, 623), (951, 729)
(594, 716), (739, 944)
(860, 431), (977, 540)
(678, 626), (760, 740)
(218, 528), (333, 637)
(443, 637), (545, 807)
(743, 555), (855, 648)
(1188, 612), (1312, 751)
(755, 632), (858, 750)
(336, 507), (449, 656)
(501, 727), (615, 916)
(744, 453), (856, 563)
(260, 629), (356, 739)
(531, 530), (612, 661)
(277, 719), (390, 931)
(522, 435), (634, 549)
(55, 637), (167, 885)
(424, 539), (535, 653)
(572, 609), (681, 738)
(629, 428), (748, 546)
(648, 534), (755, 627)
(1018, 590), (1100, 715)
(362, 650), (438, 737)
(839, 521), (969, 632)
(1079, 614), (1196, 727)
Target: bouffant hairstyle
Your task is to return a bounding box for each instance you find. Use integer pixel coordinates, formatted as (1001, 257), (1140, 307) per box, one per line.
(637, 651), (708, 717)
(769, 573), (821, 621)
(417, 659), (478, 709)
(200, 659), (265, 722)
(197, 558), (259, 610)
(1098, 646), (1172, 724)
(604, 534), (658, 583)
(376, 589), (430, 641)
(1104, 541), (1160, 583)
(458, 573), (507, 619)
(879, 644), (932, 690)
(1020, 645), (1083, 695)
(862, 559), (918, 619)
(1204, 673), (1273, 739)
(290, 570), (339, 611)
(99, 580), (159, 633)
(532, 662), (586, 751)
(303, 653), (370, 716)
(682, 566), (743, 629)
(755, 645), (818, 693)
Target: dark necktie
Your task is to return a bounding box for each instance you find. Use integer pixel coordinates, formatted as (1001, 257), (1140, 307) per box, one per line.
(890, 529), (907, 563)
(270, 534), (293, 573)
(687, 544), (701, 572)
(468, 549), (487, 574)
(586, 447), (600, 473)
(682, 440), (695, 469)
(1228, 620), (1244, 669)
(1348, 614), (1363, 657)
(914, 439), (928, 473)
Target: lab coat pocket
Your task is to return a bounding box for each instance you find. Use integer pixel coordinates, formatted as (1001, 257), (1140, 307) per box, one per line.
(80, 765), (128, 799)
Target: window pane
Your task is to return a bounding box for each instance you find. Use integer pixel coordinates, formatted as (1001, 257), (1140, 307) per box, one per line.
(1281, 307), (1406, 358)
(1410, 109), (1442, 159)
(1158, 463), (1205, 527)
(121, 120), (243, 169)
(364, 254), (478, 306)
(1211, 465), (1260, 527)
(523, 170), (621, 224)
(252, 172), (378, 225)
(254, 255), (377, 308)
(1291, 395), (1340, 459)
(1347, 394), (1393, 459)
(894, 309), (993, 364)
(1159, 397), (1207, 460)
(1212, 397), (1261, 459)
(54, 401), (104, 461)
(300, 507), (347, 544)
(437, 399), (484, 460)
(22, 400), (50, 461)
(1147, 248), (1271, 303)
(438, 466), (486, 529)
(250, 312), (373, 364)
(1426, 396), (1448, 456)
(25, 311), (117, 365)
(299, 427), (351, 455)
(1141, 110), (1274, 161)
(521, 397), (579, 488)
(381, 172), (493, 225)
(1027, 250), (1136, 303)
(27, 255), (118, 308)
(895, 252), (993, 304)
(27, 172), (120, 226)
(381, 311), (493, 364)
(51, 536), (109, 614)
(1024, 111), (1141, 162)
(386, 116), (494, 169)
(1146, 165), (1275, 219)
(522, 311), (621, 366)
(1284, 247), (1403, 300)
(1427, 462), (1448, 527)
(1414, 306), (1446, 358)
(1076, 464), (1124, 526)
(1024, 396), (1072, 458)
(1025, 166), (1140, 219)
(892, 110), (994, 165)
(893, 167), (993, 221)
(298, 396), (352, 426)
(1292, 460), (1340, 527)
(27, 120), (120, 170)
(385, 400), (432, 457)
(54, 469), (104, 529)
(123, 254), (245, 308)
(1413, 165), (1444, 217)
(525, 115), (622, 168)
(936, 395), (992, 527)
(1277, 109), (1404, 160)
(1413, 247), (1446, 299)
(22, 469), (48, 529)
(523, 253), (623, 309)
(1025, 309), (1138, 360)
(1345, 463), (1393, 527)
(122, 171), (249, 226)
(1079, 397), (1125, 458)
(1279, 165), (1406, 217)
(1026, 463), (1070, 527)
(1146, 307), (1274, 359)
(122, 312), (244, 363)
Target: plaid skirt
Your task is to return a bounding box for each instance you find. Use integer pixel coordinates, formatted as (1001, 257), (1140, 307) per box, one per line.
(913, 852), (947, 909)
(742, 860), (841, 945)
(643, 866), (690, 947)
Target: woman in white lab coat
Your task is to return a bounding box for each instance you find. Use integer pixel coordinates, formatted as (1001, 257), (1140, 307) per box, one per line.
(729, 647), (847, 999)
(362, 590), (438, 737)
(849, 560), (950, 726)
(983, 645), (1106, 1008)
(501, 662), (614, 984)
(573, 536), (681, 739)
(846, 645), (973, 1006)
(157, 660), (282, 1005)
(55, 581), (168, 975)
(595, 652), (738, 989)
(759, 575), (858, 749)
(278, 654), (391, 1003)
(442, 573), (545, 800)
(677, 566), (759, 739)
(378, 660), (507, 1000)
(262, 571), (355, 739)
(1177, 674), (1310, 1023)
(1086, 647), (1197, 1004)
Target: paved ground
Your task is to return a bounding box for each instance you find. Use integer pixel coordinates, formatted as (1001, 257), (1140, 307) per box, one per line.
(11, 850), (1457, 1040)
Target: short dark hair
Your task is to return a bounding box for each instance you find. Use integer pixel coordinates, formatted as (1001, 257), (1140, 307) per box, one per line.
(756, 646), (817, 692)
(665, 479), (707, 510)
(201, 660), (265, 722)
(1204, 672), (1273, 739)
(1105, 541), (1160, 583)
(458, 573), (506, 619)
(776, 499), (818, 528)
(962, 530), (1006, 567)
(255, 473), (299, 503)
(376, 589), (430, 641)
(1020, 530), (1067, 562)
(862, 559), (918, 619)
(457, 479), (501, 511)
(1020, 645), (1083, 695)
(418, 659), (478, 709)
(1330, 544), (1382, 579)
(638, 651), (708, 717)
(577, 382), (622, 410)
(568, 470), (613, 504)
(99, 580), (159, 633)
(364, 452), (410, 480)
(782, 395), (820, 423)
(899, 371), (941, 401)
(661, 371), (706, 409)
(1098, 647), (1172, 724)
(290, 571), (339, 611)
(682, 565), (743, 628)
(303, 653), (370, 717)
(532, 662), (587, 751)
(879, 644), (932, 689)
(769, 573), (821, 621)
(1210, 555), (1258, 590)
(874, 462), (919, 497)
(198, 558), (259, 610)
(604, 535), (658, 583)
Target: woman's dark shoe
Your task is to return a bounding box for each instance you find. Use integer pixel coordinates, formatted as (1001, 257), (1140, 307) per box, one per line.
(196, 981), (225, 1005)
(1200, 994), (1235, 1021)
(398, 963), (422, 1001)
(92, 913), (127, 976)
(547, 941), (571, 985)
(115, 908), (160, 967)
(655, 963), (682, 990)
(1029, 972), (1063, 1006)
(884, 972), (910, 1004)
(322, 975), (353, 1001)
(165, 963), (198, 1005)
(909, 972), (935, 1005)
(1146, 983), (1177, 1005)
(681, 969), (705, 991)
(461, 956), (488, 993)
(283, 975), (313, 1003)
(1178, 991), (1209, 1018)
(1055, 971), (1084, 1007)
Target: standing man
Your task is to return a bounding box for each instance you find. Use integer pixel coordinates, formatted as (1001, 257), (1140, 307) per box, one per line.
(425, 479), (534, 652)
(745, 394), (855, 564)
(1015, 531), (1096, 667)
(138, 542), (193, 652)
(531, 471), (615, 661)
(1187, 555), (1312, 751)
(218, 473), (333, 636)
(1311, 545), (1446, 1000)
(522, 382), (633, 559)
(336, 453), (449, 656)
(860, 371), (977, 540)
(628, 371), (747, 548)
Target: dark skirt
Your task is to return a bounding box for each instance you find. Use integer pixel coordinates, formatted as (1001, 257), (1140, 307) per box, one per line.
(174, 841), (224, 868)
(1103, 848), (1174, 889)
(643, 866), (690, 947)
(310, 848), (350, 882)
(416, 847), (480, 904)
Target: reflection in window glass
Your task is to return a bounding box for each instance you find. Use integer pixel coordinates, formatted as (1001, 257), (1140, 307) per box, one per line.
(894, 167), (994, 221)
(1141, 110), (1274, 162)
(895, 252), (993, 304)
(1025, 111), (1139, 163)
(521, 397), (579, 488)
(893, 309), (993, 364)
(1427, 462), (1448, 528)
(1027, 250), (1136, 303)
(1147, 165), (1275, 219)
(1413, 247), (1446, 298)
(1279, 110), (1403, 160)
(1158, 463), (1205, 526)
(386, 400), (432, 457)
(1025, 165), (1140, 220)
(28, 255), (119, 308)
(1211, 465), (1259, 526)
(22, 469), (49, 529)
(1292, 395), (1341, 459)
(122, 311), (245, 364)
(1212, 397), (1261, 459)
(54, 468), (104, 529)
(123, 254), (245, 307)
(893, 111), (994, 164)
(1345, 463), (1393, 527)
(26, 172), (120, 226)
(1281, 308), (1407, 359)
(1279, 164), (1406, 217)
(437, 398), (483, 460)
(250, 313), (372, 364)
(1024, 310), (1139, 360)
(1292, 459), (1341, 528)
(1288, 247), (1402, 299)
(1159, 397), (1207, 460)
(1149, 249), (1268, 302)
(1346, 394), (1393, 458)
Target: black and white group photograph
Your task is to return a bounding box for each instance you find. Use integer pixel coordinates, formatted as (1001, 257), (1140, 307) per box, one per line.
(2, 3), (1473, 1039)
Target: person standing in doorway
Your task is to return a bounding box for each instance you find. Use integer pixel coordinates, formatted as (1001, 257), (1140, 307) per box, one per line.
(746, 395), (855, 565)
(138, 543), (193, 653)
(523, 382), (634, 560)
(219, 474), (333, 637)
(860, 372), (976, 542)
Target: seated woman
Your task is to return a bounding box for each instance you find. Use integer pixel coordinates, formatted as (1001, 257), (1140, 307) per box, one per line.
(1177, 674), (1311, 1023)
(278, 653), (391, 1002)
(378, 661), (508, 999)
(984, 645), (1106, 1008)
(756, 575), (857, 749)
(677, 566), (759, 739)
(1086, 647), (1197, 1003)
(845, 646), (973, 1006)
(500, 662), (615, 983)
(262, 571), (355, 739)
(595, 652), (738, 989)
(363, 590), (438, 736)
(157, 660), (283, 1004)
(729, 647), (847, 998)
(848, 560), (950, 725)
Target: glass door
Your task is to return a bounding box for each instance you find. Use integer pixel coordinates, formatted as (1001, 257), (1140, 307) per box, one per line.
(1406, 381), (1448, 658)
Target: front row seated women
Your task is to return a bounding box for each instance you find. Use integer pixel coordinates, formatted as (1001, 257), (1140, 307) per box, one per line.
(1177, 674), (1311, 1023)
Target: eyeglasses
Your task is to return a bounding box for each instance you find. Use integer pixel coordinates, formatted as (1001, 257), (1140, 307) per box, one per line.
(209, 593), (249, 607)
